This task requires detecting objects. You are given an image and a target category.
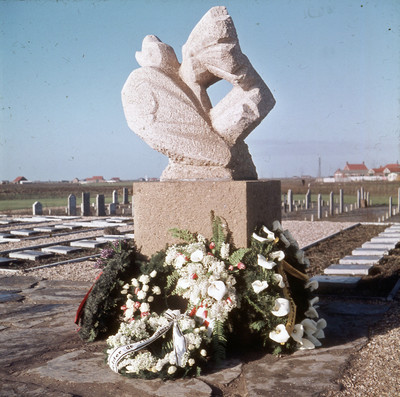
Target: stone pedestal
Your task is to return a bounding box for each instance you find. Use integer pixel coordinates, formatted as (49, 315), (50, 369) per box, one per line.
(132, 180), (281, 257)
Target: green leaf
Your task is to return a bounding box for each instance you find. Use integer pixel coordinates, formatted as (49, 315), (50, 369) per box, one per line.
(169, 228), (196, 243)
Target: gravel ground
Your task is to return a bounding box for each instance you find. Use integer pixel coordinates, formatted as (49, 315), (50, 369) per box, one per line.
(1, 219), (399, 396)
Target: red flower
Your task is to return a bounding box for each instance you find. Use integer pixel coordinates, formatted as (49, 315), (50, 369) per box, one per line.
(228, 265), (234, 271)
(141, 312), (150, 318)
(134, 287), (140, 295)
(209, 242), (216, 249)
(134, 301), (141, 309)
(191, 273), (198, 280)
(237, 262), (246, 270)
(120, 305), (127, 311)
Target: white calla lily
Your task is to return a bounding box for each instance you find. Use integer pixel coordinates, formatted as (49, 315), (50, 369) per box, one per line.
(271, 298), (290, 317)
(273, 273), (285, 288)
(305, 333), (322, 347)
(252, 233), (268, 242)
(298, 338), (315, 350)
(207, 280), (227, 301)
(314, 318), (327, 339)
(269, 324), (290, 344)
(290, 324), (304, 344)
(257, 254), (277, 269)
(304, 306), (319, 318)
(301, 319), (317, 335)
(190, 249), (204, 263)
(269, 250), (285, 262)
(261, 226), (276, 241)
(305, 279), (319, 291)
(251, 280), (269, 294)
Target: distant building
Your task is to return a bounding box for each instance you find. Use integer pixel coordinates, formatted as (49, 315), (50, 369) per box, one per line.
(85, 176), (106, 183)
(334, 162), (369, 181)
(368, 162), (400, 180)
(71, 178), (80, 184)
(108, 177), (121, 183)
(12, 176), (27, 184)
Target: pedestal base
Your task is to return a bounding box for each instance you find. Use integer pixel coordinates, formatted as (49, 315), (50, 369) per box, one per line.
(132, 180), (281, 257)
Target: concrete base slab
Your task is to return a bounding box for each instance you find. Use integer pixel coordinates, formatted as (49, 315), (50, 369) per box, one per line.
(339, 255), (381, 265)
(10, 229), (39, 237)
(96, 235), (128, 242)
(41, 246), (82, 255)
(54, 224), (81, 230)
(9, 250), (54, 261)
(324, 264), (373, 276)
(132, 180), (281, 257)
(352, 248), (389, 256)
(70, 240), (106, 248)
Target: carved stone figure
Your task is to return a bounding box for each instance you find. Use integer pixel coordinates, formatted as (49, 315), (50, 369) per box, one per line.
(122, 6), (275, 180)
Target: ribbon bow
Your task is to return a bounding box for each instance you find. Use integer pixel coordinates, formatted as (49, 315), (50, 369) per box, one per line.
(108, 309), (187, 373)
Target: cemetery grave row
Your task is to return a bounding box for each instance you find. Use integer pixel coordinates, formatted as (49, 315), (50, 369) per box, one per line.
(0, 215), (133, 272)
(282, 186), (400, 222)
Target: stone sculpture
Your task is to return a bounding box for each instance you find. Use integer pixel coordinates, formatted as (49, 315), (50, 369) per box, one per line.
(122, 6), (275, 180)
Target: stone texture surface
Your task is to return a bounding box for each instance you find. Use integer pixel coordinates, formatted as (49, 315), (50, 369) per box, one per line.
(122, 6), (275, 181)
(132, 180), (281, 257)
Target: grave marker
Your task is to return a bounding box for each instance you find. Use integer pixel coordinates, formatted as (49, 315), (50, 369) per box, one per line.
(68, 194), (77, 216)
(81, 193), (91, 216)
(112, 190), (118, 204)
(123, 188), (129, 204)
(32, 201), (43, 216)
(96, 195), (106, 216)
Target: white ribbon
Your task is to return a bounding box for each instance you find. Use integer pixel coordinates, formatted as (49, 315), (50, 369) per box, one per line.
(108, 309), (187, 373)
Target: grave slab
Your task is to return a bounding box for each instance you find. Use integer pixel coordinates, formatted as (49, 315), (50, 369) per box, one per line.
(370, 236), (399, 244)
(9, 250), (54, 261)
(0, 233), (14, 239)
(54, 224), (81, 230)
(361, 242), (396, 250)
(95, 235), (128, 242)
(10, 229), (39, 237)
(41, 246), (82, 255)
(0, 257), (20, 265)
(339, 255), (382, 265)
(324, 264), (373, 276)
(33, 226), (58, 233)
(310, 275), (361, 291)
(352, 248), (389, 256)
(70, 240), (106, 248)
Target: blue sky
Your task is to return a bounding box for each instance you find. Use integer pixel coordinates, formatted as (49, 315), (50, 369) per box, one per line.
(1, 0), (399, 181)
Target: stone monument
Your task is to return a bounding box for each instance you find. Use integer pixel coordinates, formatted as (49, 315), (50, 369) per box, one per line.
(124, 6), (280, 256)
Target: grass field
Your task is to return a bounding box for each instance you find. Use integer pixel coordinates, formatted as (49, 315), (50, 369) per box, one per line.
(0, 179), (398, 212)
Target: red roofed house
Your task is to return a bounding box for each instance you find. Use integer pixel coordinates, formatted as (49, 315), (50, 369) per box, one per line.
(334, 162), (369, 181)
(85, 176), (105, 183)
(12, 176), (27, 184)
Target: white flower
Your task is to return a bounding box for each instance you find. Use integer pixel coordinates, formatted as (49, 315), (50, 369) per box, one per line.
(298, 338), (315, 350)
(139, 275), (150, 285)
(304, 307), (319, 318)
(269, 324), (290, 344)
(137, 290), (146, 300)
(290, 324), (304, 344)
(177, 278), (191, 289)
(207, 280), (227, 301)
(305, 333), (322, 347)
(190, 249), (204, 263)
(142, 284), (149, 292)
(140, 302), (150, 312)
(188, 358), (195, 366)
(301, 319), (317, 335)
(122, 283), (130, 290)
(121, 289), (128, 295)
(271, 298), (290, 317)
(147, 295), (154, 303)
(200, 349), (207, 357)
(167, 366), (177, 374)
(220, 242), (230, 259)
(251, 280), (269, 294)
(257, 254), (276, 270)
(152, 286), (161, 295)
(269, 250), (285, 262)
(262, 226), (276, 241)
(273, 273), (285, 288)
(150, 270), (157, 278)
(305, 279), (319, 291)
(131, 278), (139, 287)
(314, 318), (327, 339)
(252, 232), (268, 242)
